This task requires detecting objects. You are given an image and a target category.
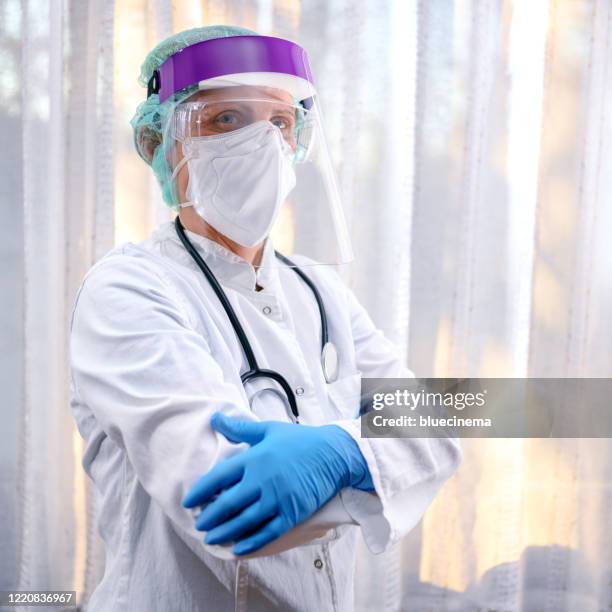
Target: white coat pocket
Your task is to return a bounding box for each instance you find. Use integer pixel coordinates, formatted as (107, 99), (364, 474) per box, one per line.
(327, 372), (363, 419)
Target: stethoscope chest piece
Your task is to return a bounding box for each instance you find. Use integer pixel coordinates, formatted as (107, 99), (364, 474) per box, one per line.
(321, 341), (339, 383)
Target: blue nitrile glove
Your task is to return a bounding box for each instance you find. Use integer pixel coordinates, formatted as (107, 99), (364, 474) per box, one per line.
(182, 412), (374, 556)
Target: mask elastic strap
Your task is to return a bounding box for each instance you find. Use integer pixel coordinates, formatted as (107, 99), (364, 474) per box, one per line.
(170, 154), (193, 209)
(170, 154), (191, 183)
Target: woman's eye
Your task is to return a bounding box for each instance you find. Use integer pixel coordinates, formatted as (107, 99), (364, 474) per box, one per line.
(216, 113), (238, 125)
(271, 117), (292, 130)
(211, 111), (245, 129)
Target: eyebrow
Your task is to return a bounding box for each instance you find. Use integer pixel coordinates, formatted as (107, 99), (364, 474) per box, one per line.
(206, 101), (297, 115)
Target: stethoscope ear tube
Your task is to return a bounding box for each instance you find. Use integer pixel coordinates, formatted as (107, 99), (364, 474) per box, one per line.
(273, 251), (328, 349)
(276, 251), (338, 383)
(175, 216), (259, 371)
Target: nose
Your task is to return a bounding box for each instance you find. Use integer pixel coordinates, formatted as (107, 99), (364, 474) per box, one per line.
(252, 108), (275, 124)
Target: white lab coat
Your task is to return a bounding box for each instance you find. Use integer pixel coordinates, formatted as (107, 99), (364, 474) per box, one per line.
(69, 220), (461, 612)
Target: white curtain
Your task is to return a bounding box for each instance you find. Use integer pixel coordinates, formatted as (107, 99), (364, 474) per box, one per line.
(2, 0), (612, 610)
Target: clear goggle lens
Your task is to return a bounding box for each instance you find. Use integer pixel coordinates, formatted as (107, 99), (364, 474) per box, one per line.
(171, 98), (314, 162)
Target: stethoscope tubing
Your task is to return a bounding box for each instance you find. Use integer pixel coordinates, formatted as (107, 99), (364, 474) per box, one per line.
(175, 217), (259, 369)
(274, 251), (329, 350)
(174, 217), (330, 423)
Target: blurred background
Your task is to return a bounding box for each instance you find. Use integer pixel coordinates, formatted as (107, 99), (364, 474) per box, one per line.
(2, 0), (612, 610)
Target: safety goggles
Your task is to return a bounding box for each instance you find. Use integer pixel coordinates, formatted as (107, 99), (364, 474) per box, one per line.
(171, 97), (314, 162)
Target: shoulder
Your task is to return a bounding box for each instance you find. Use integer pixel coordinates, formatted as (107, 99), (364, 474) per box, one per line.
(80, 221), (179, 290)
(81, 241), (178, 293)
(70, 242), (184, 330)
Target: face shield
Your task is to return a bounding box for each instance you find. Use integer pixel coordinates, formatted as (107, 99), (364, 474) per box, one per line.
(151, 35), (353, 267)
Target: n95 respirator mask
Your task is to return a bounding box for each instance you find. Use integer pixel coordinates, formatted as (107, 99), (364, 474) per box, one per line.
(172, 120), (297, 247)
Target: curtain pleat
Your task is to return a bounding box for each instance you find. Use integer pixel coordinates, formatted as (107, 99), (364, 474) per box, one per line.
(506, 0), (548, 376)
(75, 2), (117, 606)
(19, 0), (72, 597)
(16, 0), (116, 608)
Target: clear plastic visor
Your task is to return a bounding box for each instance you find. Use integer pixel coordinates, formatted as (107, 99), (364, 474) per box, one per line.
(162, 85), (353, 268)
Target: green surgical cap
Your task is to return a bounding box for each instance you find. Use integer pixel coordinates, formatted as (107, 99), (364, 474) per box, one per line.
(130, 25), (258, 208)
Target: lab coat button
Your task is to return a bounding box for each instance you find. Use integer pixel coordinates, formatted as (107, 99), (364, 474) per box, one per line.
(262, 306), (272, 315)
(314, 558), (324, 570)
(295, 387), (305, 396)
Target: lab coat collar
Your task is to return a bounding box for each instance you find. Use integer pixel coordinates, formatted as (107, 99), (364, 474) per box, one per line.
(151, 221), (279, 292)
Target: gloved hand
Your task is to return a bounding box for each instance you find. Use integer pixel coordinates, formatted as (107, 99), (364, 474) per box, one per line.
(182, 412), (374, 555)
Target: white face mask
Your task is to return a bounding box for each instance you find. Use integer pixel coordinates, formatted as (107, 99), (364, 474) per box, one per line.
(173, 120), (297, 247)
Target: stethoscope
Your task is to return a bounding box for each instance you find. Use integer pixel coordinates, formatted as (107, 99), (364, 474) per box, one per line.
(174, 217), (339, 424)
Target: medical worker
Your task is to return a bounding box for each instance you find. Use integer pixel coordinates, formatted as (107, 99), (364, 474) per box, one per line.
(69, 26), (461, 612)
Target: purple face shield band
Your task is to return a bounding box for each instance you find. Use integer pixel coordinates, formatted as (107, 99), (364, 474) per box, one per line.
(149, 35), (316, 104)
